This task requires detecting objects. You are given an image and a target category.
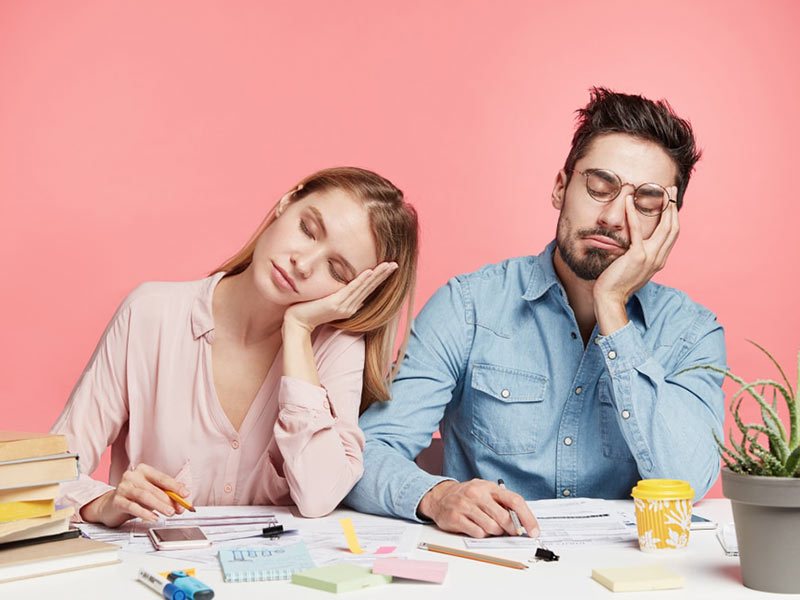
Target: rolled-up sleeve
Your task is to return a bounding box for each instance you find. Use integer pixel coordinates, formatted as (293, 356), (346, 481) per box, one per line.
(272, 330), (366, 517)
(597, 312), (726, 499)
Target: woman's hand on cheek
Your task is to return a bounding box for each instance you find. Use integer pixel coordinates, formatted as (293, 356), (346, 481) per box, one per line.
(282, 262), (399, 334)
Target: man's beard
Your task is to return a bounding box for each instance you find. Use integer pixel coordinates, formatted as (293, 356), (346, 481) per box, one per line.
(556, 213), (629, 281)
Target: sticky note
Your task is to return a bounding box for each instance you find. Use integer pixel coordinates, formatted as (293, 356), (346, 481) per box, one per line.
(338, 518), (364, 554)
(292, 563), (391, 593)
(372, 557), (448, 584)
(374, 546), (395, 554)
(592, 564), (684, 592)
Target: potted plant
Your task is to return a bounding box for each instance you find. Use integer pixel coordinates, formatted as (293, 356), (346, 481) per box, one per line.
(693, 341), (799, 594)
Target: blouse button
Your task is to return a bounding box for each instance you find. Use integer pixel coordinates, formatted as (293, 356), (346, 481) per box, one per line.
(501, 389), (510, 398)
(621, 409), (631, 420)
(608, 350), (617, 360)
(562, 489), (572, 496)
(224, 484), (232, 494)
(231, 440), (239, 449)
(564, 437), (573, 446)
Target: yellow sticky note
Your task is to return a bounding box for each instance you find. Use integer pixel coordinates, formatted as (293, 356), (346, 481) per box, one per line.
(339, 518), (365, 554)
(158, 568), (196, 578)
(592, 565), (684, 592)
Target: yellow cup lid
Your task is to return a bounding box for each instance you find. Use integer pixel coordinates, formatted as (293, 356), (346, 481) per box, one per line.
(631, 479), (694, 500)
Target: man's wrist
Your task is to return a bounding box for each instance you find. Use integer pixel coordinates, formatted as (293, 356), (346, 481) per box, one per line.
(417, 480), (456, 521)
(594, 294), (629, 336)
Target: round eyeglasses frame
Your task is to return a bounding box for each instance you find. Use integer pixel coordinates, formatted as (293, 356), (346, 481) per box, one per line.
(572, 169), (676, 217)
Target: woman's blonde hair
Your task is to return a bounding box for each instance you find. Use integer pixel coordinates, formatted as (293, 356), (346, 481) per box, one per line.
(214, 167), (419, 413)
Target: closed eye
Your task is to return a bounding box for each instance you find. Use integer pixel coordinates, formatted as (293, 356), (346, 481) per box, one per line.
(329, 261), (347, 284)
(300, 219), (315, 240)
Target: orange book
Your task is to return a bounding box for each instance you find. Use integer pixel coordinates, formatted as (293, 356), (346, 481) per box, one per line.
(0, 432), (68, 462)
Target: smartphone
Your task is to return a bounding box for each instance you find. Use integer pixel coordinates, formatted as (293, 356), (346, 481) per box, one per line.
(147, 526), (211, 550)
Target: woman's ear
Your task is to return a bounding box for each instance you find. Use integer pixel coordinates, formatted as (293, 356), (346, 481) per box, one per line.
(275, 184), (304, 217)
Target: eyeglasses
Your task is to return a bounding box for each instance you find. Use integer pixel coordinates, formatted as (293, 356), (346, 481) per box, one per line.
(573, 169), (676, 217)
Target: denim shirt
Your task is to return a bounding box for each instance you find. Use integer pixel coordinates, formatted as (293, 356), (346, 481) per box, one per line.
(345, 241), (726, 522)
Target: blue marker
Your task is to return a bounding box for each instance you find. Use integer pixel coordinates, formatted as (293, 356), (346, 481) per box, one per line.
(136, 569), (187, 600)
(167, 570), (215, 600)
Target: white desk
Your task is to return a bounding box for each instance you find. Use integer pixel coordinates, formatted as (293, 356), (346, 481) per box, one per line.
(2, 499), (773, 599)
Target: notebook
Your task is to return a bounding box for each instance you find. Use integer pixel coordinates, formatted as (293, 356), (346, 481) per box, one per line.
(218, 541), (315, 582)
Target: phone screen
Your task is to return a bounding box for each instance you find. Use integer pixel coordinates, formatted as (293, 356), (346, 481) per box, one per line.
(152, 527), (207, 542)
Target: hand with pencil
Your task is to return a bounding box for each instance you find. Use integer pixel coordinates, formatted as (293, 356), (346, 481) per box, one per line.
(417, 478), (539, 539)
(80, 463), (193, 527)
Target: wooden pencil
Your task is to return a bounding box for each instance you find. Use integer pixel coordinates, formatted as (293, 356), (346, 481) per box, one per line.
(418, 542), (528, 570)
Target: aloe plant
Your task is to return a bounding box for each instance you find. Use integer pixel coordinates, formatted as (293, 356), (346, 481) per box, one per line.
(690, 341), (799, 477)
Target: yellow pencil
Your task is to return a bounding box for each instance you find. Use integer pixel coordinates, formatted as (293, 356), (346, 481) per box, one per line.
(165, 490), (196, 512)
(418, 542), (528, 570)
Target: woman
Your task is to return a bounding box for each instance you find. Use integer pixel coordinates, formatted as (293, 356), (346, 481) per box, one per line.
(51, 167), (418, 526)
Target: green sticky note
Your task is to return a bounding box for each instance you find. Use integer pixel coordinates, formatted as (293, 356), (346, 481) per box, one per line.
(291, 563), (392, 593)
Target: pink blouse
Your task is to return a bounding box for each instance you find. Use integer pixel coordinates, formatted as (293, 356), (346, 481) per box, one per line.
(50, 272), (366, 519)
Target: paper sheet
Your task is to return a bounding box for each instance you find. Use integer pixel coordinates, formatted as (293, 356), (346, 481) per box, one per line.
(300, 515), (422, 566)
(77, 505), (298, 564)
(78, 506), (421, 567)
(464, 498), (638, 549)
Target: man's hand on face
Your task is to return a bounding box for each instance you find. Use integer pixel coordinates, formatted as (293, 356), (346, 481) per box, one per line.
(593, 189), (680, 336)
(417, 479), (540, 538)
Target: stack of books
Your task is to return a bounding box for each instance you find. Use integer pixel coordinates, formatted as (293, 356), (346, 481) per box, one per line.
(0, 431), (119, 582)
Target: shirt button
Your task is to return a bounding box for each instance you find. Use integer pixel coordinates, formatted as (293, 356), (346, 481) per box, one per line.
(608, 350), (617, 360)
(621, 409), (631, 419)
(323, 400), (330, 410)
(501, 389), (510, 398)
(562, 489), (572, 497)
(231, 440), (239, 449)
(575, 386), (582, 395)
(594, 337), (601, 345)
(564, 437), (573, 446)
(571, 332), (577, 339)
(224, 484), (232, 494)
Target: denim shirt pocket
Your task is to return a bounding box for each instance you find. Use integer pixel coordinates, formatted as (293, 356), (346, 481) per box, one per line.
(469, 363), (548, 455)
(598, 377), (636, 463)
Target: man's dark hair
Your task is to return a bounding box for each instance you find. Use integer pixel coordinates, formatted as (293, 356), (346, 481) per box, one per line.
(563, 87), (701, 209)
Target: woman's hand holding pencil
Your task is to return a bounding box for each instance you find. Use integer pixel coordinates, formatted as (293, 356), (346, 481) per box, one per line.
(79, 463), (192, 527)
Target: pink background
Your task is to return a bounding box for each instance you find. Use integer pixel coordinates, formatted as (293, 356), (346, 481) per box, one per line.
(2, 1), (799, 499)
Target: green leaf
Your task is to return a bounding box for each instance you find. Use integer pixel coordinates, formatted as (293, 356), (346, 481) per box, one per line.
(748, 340), (795, 402)
(784, 446), (800, 477)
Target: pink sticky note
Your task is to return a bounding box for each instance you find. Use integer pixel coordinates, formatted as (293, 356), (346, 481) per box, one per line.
(374, 546), (396, 554)
(372, 557), (448, 584)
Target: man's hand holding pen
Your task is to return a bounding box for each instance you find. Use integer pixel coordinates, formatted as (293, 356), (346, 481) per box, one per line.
(417, 478), (540, 538)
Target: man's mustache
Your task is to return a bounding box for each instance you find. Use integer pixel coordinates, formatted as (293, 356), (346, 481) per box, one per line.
(578, 228), (630, 250)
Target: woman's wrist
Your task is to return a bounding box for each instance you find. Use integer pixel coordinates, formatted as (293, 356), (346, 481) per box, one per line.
(282, 313), (316, 337)
(79, 490), (114, 525)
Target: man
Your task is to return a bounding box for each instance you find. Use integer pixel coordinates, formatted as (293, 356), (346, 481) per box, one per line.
(345, 88), (726, 538)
